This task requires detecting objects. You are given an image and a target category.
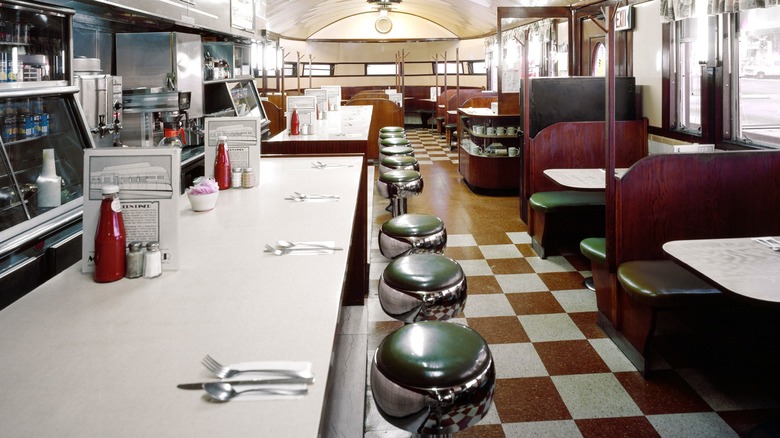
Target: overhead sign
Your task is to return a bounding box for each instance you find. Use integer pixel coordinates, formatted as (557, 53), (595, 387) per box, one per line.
(614, 5), (633, 32)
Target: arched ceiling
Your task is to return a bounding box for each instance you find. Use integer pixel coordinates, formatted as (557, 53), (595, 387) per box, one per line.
(265, 0), (603, 41)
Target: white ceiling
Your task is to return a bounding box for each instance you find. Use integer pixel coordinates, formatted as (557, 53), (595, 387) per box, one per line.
(264, 0), (601, 41)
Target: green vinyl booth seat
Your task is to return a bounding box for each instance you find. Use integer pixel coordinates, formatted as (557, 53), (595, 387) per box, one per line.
(371, 321), (495, 435)
(528, 190), (606, 258)
(379, 213), (447, 259)
(615, 259), (724, 376)
(379, 253), (465, 322)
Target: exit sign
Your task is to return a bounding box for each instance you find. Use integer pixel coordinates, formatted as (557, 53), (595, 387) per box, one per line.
(614, 5), (633, 31)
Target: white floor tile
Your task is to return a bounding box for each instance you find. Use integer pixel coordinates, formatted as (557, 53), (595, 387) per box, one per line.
(519, 314), (586, 342)
(552, 373), (643, 419)
(461, 293), (516, 317)
(502, 420), (582, 437)
(447, 234), (478, 247)
(480, 244), (523, 259)
(526, 256), (577, 273)
(458, 259), (494, 276)
(490, 343), (548, 378)
(495, 273), (549, 293)
(647, 412), (739, 438)
(551, 289), (597, 313)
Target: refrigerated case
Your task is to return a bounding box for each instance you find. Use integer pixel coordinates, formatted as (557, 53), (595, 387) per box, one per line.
(0, 1), (92, 310)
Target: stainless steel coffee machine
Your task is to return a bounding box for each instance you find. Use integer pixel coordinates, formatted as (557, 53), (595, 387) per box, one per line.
(116, 32), (204, 147)
(73, 57), (123, 148)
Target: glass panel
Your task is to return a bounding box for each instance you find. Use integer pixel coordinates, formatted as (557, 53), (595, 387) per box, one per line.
(0, 95), (84, 232)
(227, 80), (261, 117)
(366, 63), (396, 75)
(0, 2), (70, 87)
(735, 8), (780, 148)
(675, 17), (706, 134)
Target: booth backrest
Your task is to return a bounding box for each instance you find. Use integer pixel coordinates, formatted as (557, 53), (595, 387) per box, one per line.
(344, 97), (404, 160)
(261, 100), (285, 138)
(613, 150), (780, 264)
(523, 119), (648, 211)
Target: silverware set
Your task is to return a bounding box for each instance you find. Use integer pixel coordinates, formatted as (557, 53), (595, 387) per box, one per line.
(311, 161), (353, 169)
(753, 237), (780, 251)
(264, 240), (342, 255)
(285, 191), (340, 202)
(178, 355), (315, 402)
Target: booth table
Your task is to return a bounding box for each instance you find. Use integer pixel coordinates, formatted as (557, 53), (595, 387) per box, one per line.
(664, 237), (780, 303)
(0, 156), (363, 437)
(544, 168), (628, 190)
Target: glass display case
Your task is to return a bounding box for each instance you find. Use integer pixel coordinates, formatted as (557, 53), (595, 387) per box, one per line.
(204, 78), (270, 137)
(457, 108), (522, 191)
(0, 1), (91, 309)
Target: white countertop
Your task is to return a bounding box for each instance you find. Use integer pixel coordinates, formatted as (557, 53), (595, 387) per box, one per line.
(0, 156), (364, 437)
(544, 168), (628, 190)
(267, 105), (372, 142)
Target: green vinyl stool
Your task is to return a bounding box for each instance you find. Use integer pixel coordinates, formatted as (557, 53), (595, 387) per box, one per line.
(371, 321), (495, 437)
(380, 126), (405, 134)
(378, 253), (465, 322)
(379, 155), (419, 174)
(379, 138), (413, 162)
(379, 213), (447, 259)
(376, 169), (423, 216)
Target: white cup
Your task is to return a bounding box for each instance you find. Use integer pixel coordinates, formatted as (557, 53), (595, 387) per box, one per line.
(507, 127), (517, 135)
(508, 147), (519, 157)
(473, 125), (484, 135)
(486, 127), (496, 136)
(471, 145), (483, 155)
(496, 127), (506, 136)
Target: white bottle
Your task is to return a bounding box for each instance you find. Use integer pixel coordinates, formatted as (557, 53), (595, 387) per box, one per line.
(36, 148), (61, 208)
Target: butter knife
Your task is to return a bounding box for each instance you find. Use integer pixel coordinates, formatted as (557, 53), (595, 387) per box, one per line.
(177, 376), (315, 390)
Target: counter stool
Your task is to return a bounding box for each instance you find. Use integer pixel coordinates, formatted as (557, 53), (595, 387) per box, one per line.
(371, 321), (495, 437)
(378, 145), (414, 165)
(436, 116), (446, 138)
(379, 131), (407, 143)
(379, 137), (412, 153)
(445, 123), (458, 149)
(376, 169), (423, 217)
(378, 253), (465, 322)
(379, 155), (419, 174)
(379, 214), (447, 259)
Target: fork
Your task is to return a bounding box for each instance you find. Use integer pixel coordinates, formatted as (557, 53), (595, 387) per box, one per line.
(201, 355), (312, 379)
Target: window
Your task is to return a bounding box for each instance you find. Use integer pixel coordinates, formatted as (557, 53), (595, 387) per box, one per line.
(470, 61), (487, 74)
(283, 62), (296, 77)
(301, 63), (333, 76)
(673, 16), (709, 135)
(434, 62), (463, 75)
(732, 7), (780, 148)
(366, 63), (397, 75)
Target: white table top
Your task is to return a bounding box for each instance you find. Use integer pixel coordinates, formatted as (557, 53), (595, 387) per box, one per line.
(0, 156), (364, 437)
(267, 105), (372, 142)
(544, 168), (628, 190)
(664, 237), (780, 303)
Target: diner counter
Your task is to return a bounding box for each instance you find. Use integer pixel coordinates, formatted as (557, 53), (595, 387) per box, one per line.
(0, 156), (364, 437)
(266, 105), (372, 143)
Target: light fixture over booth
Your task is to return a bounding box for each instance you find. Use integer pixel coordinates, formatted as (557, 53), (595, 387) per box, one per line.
(368, 0), (400, 34)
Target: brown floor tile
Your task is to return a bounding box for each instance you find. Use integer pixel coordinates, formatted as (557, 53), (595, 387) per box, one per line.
(534, 340), (611, 375)
(472, 231), (515, 245)
(719, 409), (780, 437)
(467, 316), (530, 344)
(569, 312), (608, 339)
(576, 417), (661, 438)
(506, 292), (565, 315)
(493, 377), (572, 423)
(564, 254), (592, 272)
(538, 271), (588, 291)
(445, 246), (485, 260)
(466, 276), (503, 295)
(517, 244), (537, 257)
(454, 423), (505, 437)
(616, 370), (712, 415)
(488, 258), (535, 275)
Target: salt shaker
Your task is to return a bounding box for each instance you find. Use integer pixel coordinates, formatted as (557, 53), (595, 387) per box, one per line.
(231, 167), (243, 188)
(242, 167), (256, 188)
(143, 242), (162, 278)
(125, 241), (144, 279)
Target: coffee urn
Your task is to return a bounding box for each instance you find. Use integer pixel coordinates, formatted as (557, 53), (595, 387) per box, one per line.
(73, 57), (123, 147)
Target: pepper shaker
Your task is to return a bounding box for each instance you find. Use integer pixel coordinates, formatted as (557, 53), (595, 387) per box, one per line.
(125, 241), (144, 279)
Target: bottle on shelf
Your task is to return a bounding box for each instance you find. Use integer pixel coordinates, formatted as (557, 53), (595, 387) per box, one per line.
(36, 148), (61, 208)
(214, 135), (231, 190)
(290, 106), (300, 135)
(94, 184), (126, 283)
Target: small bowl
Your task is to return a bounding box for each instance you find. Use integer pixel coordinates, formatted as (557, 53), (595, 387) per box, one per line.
(187, 191), (219, 212)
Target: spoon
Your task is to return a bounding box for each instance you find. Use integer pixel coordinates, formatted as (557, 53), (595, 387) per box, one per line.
(276, 240), (342, 250)
(203, 381), (308, 402)
(293, 192), (340, 199)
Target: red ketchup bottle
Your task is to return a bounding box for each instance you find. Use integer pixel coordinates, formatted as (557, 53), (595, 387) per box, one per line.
(290, 106), (300, 135)
(214, 135), (231, 190)
(94, 184), (126, 283)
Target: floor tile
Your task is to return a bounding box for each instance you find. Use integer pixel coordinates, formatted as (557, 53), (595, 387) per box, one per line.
(466, 275), (504, 295)
(646, 412), (739, 438)
(493, 377), (572, 423)
(552, 289), (598, 313)
(535, 340), (611, 375)
(487, 258), (535, 275)
(467, 316), (530, 344)
(519, 313), (586, 342)
(617, 370), (712, 415)
(490, 343), (548, 378)
(552, 373), (643, 419)
(461, 293), (517, 318)
(505, 291), (565, 315)
(495, 273), (548, 293)
(480, 244), (523, 259)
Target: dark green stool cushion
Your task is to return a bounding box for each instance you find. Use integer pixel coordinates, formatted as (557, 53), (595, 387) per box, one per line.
(379, 132), (406, 140)
(380, 137), (411, 147)
(375, 321), (491, 388)
(379, 146), (414, 157)
(382, 214), (444, 237)
(383, 253), (462, 291)
(379, 169), (421, 184)
(381, 155), (418, 168)
(529, 191), (605, 213)
(580, 237), (606, 263)
(380, 126), (405, 133)
(617, 260), (721, 307)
